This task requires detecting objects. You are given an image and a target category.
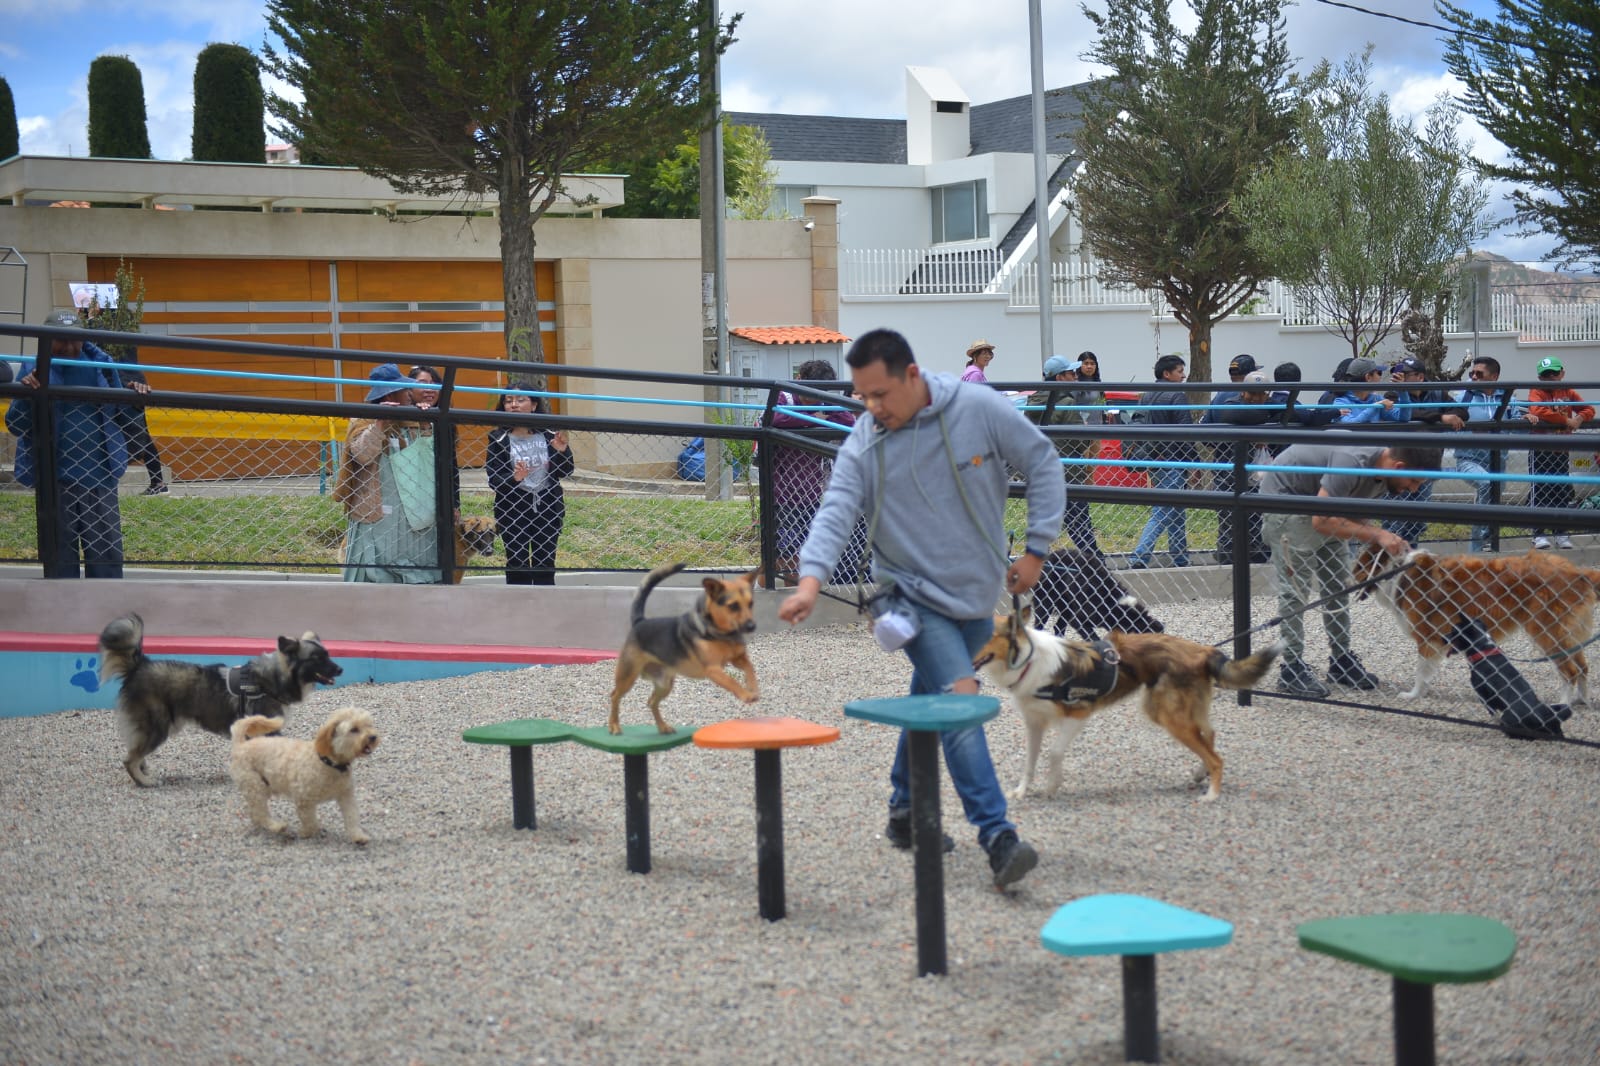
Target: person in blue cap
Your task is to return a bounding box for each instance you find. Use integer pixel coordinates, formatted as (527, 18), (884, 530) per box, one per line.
(1025, 354), (1101, 555)
(5, 310), (135, 577)
(333, 363), (443, 582)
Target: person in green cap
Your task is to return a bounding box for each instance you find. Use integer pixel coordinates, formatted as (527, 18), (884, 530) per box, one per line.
(1526, 356), (1594, 550)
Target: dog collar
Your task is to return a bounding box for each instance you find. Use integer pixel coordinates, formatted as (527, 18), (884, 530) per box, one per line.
(319, 755), (350, 773)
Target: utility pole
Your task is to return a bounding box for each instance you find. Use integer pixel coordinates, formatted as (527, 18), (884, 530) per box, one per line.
(1029, 0), (1054, 367)
(700, 0), (730, 500)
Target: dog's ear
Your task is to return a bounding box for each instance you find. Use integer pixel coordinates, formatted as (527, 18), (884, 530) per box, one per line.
(742, 568), (760, 586)
(702, 576), (728, 597)
(314, 716), (339, 760)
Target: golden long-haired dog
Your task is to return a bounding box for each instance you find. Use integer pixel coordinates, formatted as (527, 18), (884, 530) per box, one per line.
(1355, 545), (1597, 704)
(973, 610), (1281, 802)
(228, 708), (380, 843)
(608, 562), (759, 734)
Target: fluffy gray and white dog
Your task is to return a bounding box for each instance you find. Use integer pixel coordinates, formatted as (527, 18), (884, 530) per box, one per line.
(98, 613), (343, 786)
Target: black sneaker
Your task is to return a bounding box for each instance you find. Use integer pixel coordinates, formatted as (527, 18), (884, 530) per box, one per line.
(986, 829), (1038, 888)
(1276, 661), (1330, 698)
(885, 814), (954, 854)
(1327, 653), (1379, 690)
(142, 482), (170, 496)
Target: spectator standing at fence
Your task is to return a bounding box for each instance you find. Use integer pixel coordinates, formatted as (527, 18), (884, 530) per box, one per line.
(336, 364), (442, 583)
(1381, 357), (1468, 547)
(1027, 354), (1102, 556)
(1260, 441), (1440, 696)
(81, 301), (169, 496)
(1332, 358), (1405, 424)
(487, 383), (573, 585)
(1201, 369), (1273, 563)
(1129, 353), (1197, 569)
(4, 310), (132, 578)
(1270, 361), (1338, 447)
(961, 339), (995, 383)
(767, 359), (860, 584)
(1454, 356), (1521, 552)
(409, 364), (443, 410)
(1076, 351), (1107, 424)
(1526, 356), (1593, 550)
(777, 328), (1062, 889)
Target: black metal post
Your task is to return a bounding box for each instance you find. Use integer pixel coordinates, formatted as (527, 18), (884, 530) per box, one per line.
(432, 380), (458, 584)
(29, 338), (62, 577)
(753, 749), (785, 921)
(1229, 441), (1253, 706)
(624, 753), (651, 874)
(1122, 953), (1160, 1063)
(509, 747), (534, 830)
(908, 730), (947, 977)
(1393, 978), (1436, 1066)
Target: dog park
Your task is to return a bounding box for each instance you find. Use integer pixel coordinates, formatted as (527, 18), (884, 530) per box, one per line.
(3, 329), (1599, 1063)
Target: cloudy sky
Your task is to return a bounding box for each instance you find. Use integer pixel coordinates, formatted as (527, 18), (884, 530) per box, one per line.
(0, 0), (1562, 264)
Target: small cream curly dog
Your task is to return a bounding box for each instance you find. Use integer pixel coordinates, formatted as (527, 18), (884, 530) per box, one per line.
(229, 707), (379, 843)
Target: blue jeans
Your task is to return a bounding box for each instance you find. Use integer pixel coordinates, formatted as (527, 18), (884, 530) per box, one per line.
(1132, 465), (1188, 564)
(1454, 449), (1495, 550)
(1381, 478), (1433, 547)
(887, 602), (1014, 850)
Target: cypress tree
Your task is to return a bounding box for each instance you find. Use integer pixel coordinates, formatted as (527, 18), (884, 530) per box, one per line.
(192, 43), (266, 163)
(0, 76), (18, 160)
(87, 56), (153, 158)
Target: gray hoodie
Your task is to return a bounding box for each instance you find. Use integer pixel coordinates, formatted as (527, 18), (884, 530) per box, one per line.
(798, 371), (1065, 619)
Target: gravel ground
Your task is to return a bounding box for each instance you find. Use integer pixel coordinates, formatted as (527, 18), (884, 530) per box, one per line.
(2, 593), (1597, 1066)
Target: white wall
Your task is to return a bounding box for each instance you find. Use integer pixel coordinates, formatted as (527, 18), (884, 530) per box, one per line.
(840, 295), (1600, 386)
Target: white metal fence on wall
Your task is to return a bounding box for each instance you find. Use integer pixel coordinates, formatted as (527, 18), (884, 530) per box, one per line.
(843, 250), (1600, 343)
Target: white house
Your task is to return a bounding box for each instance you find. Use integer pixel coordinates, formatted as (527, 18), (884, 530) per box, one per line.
(731, 67), (1600, 385)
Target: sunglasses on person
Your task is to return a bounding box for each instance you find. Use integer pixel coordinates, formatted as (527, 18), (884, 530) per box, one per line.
(1469, 370), (1488, 379)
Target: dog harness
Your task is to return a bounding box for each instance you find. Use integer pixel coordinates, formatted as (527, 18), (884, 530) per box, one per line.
(225, 664), (275, 717)
(1032, 640), (1121, 704)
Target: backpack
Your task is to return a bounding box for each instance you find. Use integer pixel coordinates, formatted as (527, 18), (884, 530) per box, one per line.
(1123, 406), (1152, 463)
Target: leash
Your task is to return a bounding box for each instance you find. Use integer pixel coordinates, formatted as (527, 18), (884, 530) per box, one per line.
(1208, 558), (1419, 648)
(1249, 687), (1600, 750)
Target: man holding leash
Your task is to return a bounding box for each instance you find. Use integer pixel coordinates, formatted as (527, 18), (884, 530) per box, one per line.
(778, 328), (1064, 889)
(1260, 442), (1442, 697)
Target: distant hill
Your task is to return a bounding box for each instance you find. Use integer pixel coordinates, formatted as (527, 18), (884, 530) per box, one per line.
(1473, 251), (1600, 304)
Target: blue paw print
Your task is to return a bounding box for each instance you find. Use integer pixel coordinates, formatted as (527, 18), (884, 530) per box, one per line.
(70, 657), (100, 694)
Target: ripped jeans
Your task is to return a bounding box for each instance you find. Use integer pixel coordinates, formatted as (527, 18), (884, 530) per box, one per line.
(887, 600), (1014, 849)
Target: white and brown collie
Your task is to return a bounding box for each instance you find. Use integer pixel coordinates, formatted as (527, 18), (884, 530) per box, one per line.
(972, 610), (1281, 802)
(1354, 545), (1596, 704)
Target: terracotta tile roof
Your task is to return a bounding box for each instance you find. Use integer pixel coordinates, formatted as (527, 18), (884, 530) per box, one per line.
(730, 326), (851, 345)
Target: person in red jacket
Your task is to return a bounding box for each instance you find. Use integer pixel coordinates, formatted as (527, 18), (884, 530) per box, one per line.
(1525, 356), (1595, 549)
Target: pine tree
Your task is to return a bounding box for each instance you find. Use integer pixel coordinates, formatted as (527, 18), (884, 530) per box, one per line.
(1073, 0), (1299, 380)
(265, 0), (737, 364)
(1439, 0), (1599, 267)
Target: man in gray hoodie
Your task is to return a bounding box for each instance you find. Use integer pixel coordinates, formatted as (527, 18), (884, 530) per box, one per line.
(779, 328), (1064, 888)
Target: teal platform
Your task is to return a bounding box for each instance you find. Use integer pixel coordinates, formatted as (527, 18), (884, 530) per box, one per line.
(844, 693), (1000, 977)
(1041, 894), (1234, 1063)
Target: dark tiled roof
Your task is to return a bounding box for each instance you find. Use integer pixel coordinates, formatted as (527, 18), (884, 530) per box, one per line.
(969, 82), (1092, 155)
(725, 112), (907, 165)
(727, 79), (1096, 165)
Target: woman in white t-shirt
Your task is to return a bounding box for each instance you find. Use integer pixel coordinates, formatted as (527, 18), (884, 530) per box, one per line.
(486, 385), (574, 585)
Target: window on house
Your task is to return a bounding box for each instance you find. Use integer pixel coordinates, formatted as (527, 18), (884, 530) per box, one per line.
(930, 180), (989, 243)
(774, 185), (816, 220)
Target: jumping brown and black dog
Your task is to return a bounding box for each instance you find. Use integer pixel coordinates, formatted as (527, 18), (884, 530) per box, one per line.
(607, 563), (760, 734)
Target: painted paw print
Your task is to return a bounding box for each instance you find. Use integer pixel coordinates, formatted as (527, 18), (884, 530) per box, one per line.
(70, 657), (101, 694)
